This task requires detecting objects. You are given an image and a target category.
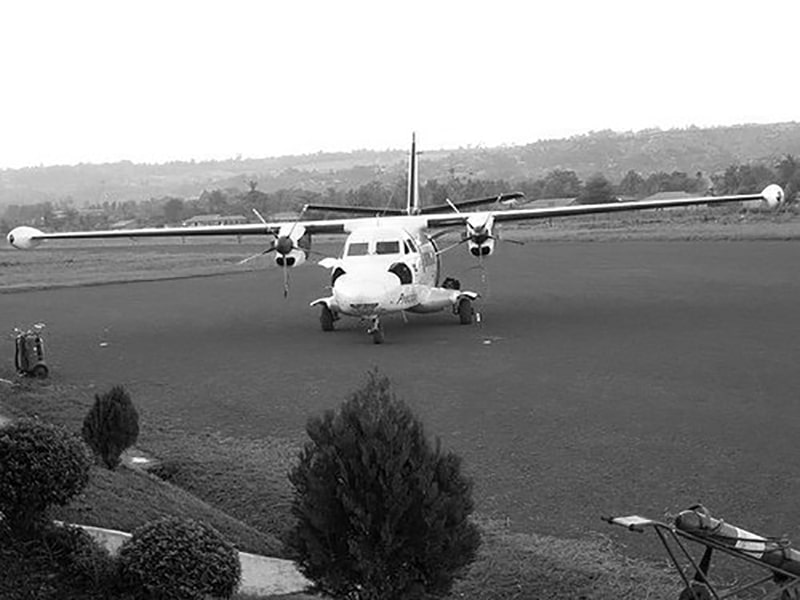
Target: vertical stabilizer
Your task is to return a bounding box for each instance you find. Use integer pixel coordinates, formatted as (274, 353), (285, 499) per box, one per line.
(406, 133), (420, 215)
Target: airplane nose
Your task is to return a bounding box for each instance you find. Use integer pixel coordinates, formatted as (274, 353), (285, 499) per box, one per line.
(334, 271), (400, 314)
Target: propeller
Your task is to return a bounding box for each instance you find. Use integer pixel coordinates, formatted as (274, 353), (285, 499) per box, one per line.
(238, 206), (311, 298)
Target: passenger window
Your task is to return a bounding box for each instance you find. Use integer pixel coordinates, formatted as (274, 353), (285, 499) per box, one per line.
(376, 241), (400, 255)
(347, 242), (369, 256)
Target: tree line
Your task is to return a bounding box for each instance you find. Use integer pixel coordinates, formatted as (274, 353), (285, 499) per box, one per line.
(2, 156), (798, 233)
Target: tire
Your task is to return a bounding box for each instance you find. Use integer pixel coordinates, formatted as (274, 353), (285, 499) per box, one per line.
(30, 364), (49, 379)
(371, 325), (385, 344)
(457, 298), (474, 325)
(320, 305), (335, 331)
(442, 277), (461, 290)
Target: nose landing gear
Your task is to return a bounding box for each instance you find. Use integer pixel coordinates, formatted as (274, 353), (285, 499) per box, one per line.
(366, 316), (384, 344)
(319, 305), (337, 331)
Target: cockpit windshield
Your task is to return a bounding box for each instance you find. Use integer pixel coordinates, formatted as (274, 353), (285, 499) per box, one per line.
(347, 242), (369, 256)
(376, 241), (400, 255)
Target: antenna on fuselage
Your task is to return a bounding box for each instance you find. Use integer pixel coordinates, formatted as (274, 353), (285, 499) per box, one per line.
(406, 132), (420, 216)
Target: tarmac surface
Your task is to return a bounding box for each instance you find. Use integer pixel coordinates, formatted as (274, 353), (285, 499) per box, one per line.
(2, 240), (799, 558)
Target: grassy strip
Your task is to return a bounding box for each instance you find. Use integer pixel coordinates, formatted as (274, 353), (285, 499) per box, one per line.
(0, 380), (284, 557)
(145, 431), (299, 545)
(2, 210), (798, 292)
(0, 377), (691, 599)
(452, 518), (678, 600)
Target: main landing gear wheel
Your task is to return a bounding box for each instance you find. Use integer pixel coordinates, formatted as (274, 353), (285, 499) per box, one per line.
(457, 298), (474, 325)
(442, 277), (461, 290)
(320, 305), (335, 331)
(367, 317), (384, 344)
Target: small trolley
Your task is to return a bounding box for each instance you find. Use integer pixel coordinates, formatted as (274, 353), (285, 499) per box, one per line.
(605, 505), (800, 600)
(13, 323), (48, 379)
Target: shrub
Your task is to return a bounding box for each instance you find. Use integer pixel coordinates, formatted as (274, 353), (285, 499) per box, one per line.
(117, 516), (241, 599)
(0, 419), (91, 531)
(82, 384), (139, 469)
(287, 370), (481, 600)
(0, 521), (115, 600)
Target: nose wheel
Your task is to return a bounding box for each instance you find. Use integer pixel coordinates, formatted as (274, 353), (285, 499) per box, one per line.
(367, 317), (384, 344)
(320, 305), (336, 331)
(457, 298), (475, 325)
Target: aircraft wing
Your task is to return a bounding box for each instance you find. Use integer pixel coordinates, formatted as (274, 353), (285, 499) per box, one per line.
(6, 218), (352, 249)
(422, 185), (785, 229)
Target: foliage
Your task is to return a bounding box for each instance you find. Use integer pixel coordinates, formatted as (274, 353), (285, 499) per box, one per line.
(117, 516), (241, 600)
(775, 154), (800, 203)
(287, 370), (481, 600)
(2, 123), (800, 226)
(712, 163), (776, 195)
(162, 197), (185, 223)
(0, 419), (91, 530)
(541, 168), (583, 198)
(0, 520), (116, 600)
(576, 173), (617, 204)
(617, 169), (647, 198)
(82, 384), (140, 470)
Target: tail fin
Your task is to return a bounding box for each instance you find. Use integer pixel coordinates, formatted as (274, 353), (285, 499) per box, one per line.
(406, 132), (420, 215)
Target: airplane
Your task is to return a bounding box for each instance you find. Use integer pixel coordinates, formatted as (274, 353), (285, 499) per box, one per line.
(6, 135), (785, 343)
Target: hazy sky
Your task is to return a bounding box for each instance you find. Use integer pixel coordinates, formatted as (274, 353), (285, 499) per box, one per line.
(1, 0), (797, 169)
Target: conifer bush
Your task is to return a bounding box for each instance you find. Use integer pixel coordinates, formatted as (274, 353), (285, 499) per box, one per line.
(117, 516), (241, 600)
(0, 419), (91, 531)
(287, 370), (481, 600)
(82, 384), (139, 469)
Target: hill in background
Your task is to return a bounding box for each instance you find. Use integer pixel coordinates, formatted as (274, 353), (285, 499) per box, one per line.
(2, 122), (799, 207)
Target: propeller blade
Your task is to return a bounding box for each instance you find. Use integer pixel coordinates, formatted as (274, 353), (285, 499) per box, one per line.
(252, 208), (268, 225)
(282, 263), (290, 298)
(435, 237), (468, 256)
(287, 204), (309, 239)
(467, 253), (491, 298)
(238, 247), (275, 265)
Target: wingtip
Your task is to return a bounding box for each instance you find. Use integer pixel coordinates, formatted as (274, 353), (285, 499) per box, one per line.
(761, 184), (785, 207)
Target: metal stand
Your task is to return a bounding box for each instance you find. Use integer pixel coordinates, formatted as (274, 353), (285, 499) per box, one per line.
(605, 515), (800, 600)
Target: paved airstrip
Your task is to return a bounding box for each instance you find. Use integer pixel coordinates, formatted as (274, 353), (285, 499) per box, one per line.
(2, 240), (799, 558)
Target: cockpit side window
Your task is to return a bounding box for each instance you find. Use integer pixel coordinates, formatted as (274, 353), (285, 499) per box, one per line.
(347, 242), (369, 256)
(406, 238), (417, 253)
(376, 240), (400, 255)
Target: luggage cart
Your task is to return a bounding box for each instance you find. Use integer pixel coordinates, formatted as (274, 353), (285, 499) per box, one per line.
(13, 323), (48, 378)
(605, 506), (800, 600)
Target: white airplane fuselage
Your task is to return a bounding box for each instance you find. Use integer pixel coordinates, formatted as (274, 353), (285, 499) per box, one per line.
(311, 222), (473, 322)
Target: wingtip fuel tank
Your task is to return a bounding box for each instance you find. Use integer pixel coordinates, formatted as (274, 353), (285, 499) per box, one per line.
(7, 226), (45, 249)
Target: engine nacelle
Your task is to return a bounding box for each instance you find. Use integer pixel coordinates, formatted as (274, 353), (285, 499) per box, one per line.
(465, 214), (495, 257)
(275, 248), (307, 268)
(273, 224), (311, 267)
(7, 226), (45, 250)
(468, 237), (495, 257)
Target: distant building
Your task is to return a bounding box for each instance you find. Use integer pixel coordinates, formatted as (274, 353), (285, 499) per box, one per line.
(182, 214), (248, 227)
(271, 212), (301, 222)
(522, 197), (577, 209)
(642, 191), (703, 210)
(109, 219), (139, 230)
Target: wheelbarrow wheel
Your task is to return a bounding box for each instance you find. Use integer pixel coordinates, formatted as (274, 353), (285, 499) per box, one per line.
(679, 582), (712, 600)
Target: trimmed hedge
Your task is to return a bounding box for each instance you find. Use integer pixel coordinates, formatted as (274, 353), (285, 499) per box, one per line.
(0, 419), (91, 530)
(0, 521), (116, 600)
(118, 516), (241, 599)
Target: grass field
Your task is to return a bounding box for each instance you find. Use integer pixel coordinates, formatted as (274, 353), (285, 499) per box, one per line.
(2, 208), (799, 598)
(0, 380), (681, 600)
(2, 207), (798, 292)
